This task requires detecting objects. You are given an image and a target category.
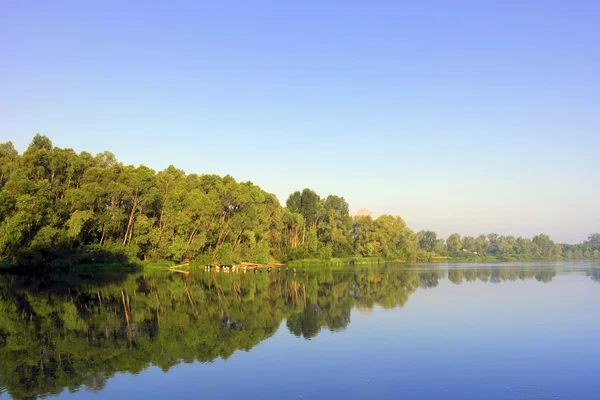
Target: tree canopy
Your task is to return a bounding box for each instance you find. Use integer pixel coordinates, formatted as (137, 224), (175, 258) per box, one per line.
(0, 135), (598, 268)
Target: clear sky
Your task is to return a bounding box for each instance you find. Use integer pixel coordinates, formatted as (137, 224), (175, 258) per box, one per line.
(1, 0), (598, 243)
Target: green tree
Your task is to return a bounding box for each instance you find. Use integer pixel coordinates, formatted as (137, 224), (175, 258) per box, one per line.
(446, 233), (461, 253)
(418, 230), (437, 252)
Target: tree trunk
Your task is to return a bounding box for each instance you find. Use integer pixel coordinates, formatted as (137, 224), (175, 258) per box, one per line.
(122, 196), (138, 245)
(215, 225), (229, 249)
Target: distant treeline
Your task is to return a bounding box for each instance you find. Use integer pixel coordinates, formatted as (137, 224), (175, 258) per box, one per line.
(0, 135), (599, 268)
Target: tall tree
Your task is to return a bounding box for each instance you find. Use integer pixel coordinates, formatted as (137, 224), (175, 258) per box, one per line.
(418, 230), (438, 252)
(446, 233), (462, 253)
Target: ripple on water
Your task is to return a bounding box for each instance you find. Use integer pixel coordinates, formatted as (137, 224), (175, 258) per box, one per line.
(508, 385), (559, 399)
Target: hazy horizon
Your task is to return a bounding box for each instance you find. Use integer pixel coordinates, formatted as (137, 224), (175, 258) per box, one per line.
(2, 1), (598, 244)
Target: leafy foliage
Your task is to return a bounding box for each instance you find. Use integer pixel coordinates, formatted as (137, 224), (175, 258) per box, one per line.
(0, 135), (598, 269)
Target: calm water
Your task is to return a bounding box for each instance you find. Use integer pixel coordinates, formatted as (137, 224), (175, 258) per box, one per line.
(1, 262), (599, 400)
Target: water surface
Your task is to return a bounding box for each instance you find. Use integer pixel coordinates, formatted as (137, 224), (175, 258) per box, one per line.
(1, 262), (599, 399)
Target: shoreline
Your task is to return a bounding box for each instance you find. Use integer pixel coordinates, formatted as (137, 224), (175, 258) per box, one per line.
(4, 257), (595, 274)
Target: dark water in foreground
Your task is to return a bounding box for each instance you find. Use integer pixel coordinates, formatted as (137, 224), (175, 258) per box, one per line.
(0, 262), (599, 400)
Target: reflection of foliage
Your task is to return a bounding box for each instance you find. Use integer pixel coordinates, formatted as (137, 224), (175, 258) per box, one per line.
(0, 265), (580, 399)
(444, 266), (559, 285)
(587, 268), (600, 283)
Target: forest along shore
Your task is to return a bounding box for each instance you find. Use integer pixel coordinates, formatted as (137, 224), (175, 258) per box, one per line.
(1, 135), (599, 271)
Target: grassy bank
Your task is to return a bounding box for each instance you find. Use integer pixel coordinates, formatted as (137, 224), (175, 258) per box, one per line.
(3, 255), (590, 274)
(286, 257), (383, 267)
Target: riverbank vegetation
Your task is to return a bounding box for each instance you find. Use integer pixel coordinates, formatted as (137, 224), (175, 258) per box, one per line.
(1, 135), (599, 269)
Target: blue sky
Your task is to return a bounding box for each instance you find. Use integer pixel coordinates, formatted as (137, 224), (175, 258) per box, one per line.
(1, 0), (598, 243)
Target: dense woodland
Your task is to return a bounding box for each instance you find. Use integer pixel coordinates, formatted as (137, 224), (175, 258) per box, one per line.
(1, 135), (599, 268)
(0, 264), (582, 399)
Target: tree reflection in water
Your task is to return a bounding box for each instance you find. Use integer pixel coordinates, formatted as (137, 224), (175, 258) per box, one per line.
(0, 264), (587, 399)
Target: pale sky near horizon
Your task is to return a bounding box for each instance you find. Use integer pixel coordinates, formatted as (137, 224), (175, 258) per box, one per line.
(1, 1), (598, 244)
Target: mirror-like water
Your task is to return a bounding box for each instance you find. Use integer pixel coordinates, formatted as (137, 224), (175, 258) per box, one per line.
(0, 261), (599, 399)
